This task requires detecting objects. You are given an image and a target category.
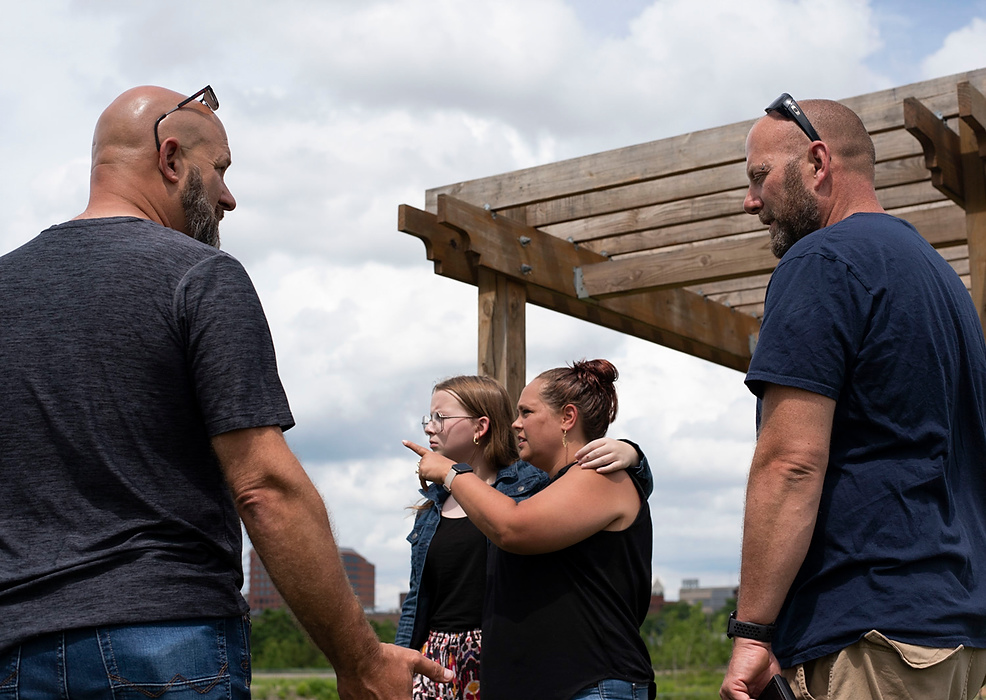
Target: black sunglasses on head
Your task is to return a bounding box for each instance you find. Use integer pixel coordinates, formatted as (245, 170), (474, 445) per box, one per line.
(153, 85), (219, 151)
(765, 93), (820, 142)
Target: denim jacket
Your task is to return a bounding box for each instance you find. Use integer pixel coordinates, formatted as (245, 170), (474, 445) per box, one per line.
(393, 442), (653, 649)
(394, 459), (547, 649)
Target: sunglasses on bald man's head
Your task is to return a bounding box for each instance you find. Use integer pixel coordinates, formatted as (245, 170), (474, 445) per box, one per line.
(153, 85), (219, 151)
(765, 93), (820, 142)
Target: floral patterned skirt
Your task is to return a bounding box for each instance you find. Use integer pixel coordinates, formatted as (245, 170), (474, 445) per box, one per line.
(413, 628), (482, 700)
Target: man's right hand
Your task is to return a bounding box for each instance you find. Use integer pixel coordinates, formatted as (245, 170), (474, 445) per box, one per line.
(336, 642), (453, 700)
(720, 638), (779, 700)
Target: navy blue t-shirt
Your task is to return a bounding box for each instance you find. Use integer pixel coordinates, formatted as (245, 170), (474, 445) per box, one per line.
(746, 213), (986, 667)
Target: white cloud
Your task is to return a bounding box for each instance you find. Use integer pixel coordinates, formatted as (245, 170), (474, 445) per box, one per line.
(921, 17), (986, 79)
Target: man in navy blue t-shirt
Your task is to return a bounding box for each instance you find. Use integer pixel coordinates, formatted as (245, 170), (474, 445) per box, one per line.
(721, 95), (986, 700)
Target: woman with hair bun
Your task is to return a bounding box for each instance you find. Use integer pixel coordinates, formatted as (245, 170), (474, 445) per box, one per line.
(398, 373), (649, 700)
(407, 360), (655, 700)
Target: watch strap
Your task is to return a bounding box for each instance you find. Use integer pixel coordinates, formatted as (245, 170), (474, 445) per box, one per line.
(443, 463), (473, 492)
(727, 610), (776, 642)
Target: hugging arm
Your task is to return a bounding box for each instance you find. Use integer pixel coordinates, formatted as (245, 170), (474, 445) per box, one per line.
(406, 440), (641, 556)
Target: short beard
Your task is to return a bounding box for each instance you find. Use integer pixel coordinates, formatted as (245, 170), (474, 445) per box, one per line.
(181, 165), (221, 249)
(766, 159), (822, 258)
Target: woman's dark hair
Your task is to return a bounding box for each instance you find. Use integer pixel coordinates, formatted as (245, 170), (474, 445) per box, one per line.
(536, 359), (618, 441)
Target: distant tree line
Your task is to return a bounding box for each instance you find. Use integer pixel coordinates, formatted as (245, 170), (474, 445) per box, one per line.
(251, 609), (397, 669)
(643, 600), (734, 671)
(250, 601), (732, 671)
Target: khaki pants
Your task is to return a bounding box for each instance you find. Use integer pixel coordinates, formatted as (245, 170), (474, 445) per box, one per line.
(782, 631), (986, 700)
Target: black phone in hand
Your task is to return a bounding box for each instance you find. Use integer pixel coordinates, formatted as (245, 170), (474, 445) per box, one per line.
(758, 674), (796, 700)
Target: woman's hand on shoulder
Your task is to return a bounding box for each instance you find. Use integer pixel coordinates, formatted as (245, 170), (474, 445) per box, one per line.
(576, 437), (639, 474)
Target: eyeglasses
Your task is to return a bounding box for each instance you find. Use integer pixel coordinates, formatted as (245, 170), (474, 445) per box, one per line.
(153, 85), (219, 151)
(421, 413), (474, 433)
(765, 93), (820, 143)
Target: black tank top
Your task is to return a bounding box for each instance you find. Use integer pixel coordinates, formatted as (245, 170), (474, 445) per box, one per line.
(481, 465), (654, 700)
(422, 514), (487, 633)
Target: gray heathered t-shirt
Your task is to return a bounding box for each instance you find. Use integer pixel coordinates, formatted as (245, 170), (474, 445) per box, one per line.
(0, 217), (294, 652)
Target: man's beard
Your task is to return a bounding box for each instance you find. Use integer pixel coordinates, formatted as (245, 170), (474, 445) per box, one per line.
(763, 159), (822, 259)
(181, 165), (221, 249)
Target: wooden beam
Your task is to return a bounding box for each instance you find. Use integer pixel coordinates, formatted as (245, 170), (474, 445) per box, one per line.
(958, 81), (986, 331)
(478, 268), (527, 404)
(575, 199), (965, 299)
(577, 231), (776, 298)
(425, 121), (752, 213)
(523, 284), (757, 373)
(398, 204), (476, 285)
(904, 96), (964, 207)
(959, 81), (986, 158)
(426, 68), (986, 216)
(572, 178), (945, 258)
(400, 198), (760, 371)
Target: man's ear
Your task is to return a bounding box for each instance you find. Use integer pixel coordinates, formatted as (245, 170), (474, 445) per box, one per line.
(158, 137), (182, 184)
(809, 141), (831, 185)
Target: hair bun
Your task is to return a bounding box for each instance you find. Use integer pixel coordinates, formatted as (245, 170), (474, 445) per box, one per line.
(572, 358), (618, 386)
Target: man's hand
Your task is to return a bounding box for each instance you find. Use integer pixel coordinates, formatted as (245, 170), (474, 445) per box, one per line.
(336, 643), (453, 700)
(720, 639), (780, 700)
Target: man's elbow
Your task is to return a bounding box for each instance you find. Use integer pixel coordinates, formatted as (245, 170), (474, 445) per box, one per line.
(759, 453), (828, 489)
(230, 478), (289, 519)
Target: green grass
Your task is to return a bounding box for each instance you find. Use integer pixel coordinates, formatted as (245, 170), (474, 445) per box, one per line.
(654, 669), (724, 699)
(252, 674), (339, 700)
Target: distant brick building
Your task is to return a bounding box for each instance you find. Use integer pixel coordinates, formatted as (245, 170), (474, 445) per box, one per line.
(247, 546), (376, 613)
(340, 548), (375, 610)
(247, 548), (286, 613)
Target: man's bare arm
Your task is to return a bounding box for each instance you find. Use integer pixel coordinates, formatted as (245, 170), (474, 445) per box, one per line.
(213, 425), (451, 699)
(721, 384), (834, 700)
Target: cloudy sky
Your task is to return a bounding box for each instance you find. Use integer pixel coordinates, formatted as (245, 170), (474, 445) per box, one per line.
(4, 0), (986, 611)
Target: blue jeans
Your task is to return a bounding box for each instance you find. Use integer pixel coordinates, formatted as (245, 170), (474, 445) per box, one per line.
(571, 678), (653, 700)
(0, 616), (251, 699)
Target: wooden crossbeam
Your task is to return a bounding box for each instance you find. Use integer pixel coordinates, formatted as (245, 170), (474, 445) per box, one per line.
(959, 81), (986, 158)
(572, 178), (946, 258)
(399, 196), (761, 371)
(574, 201), (965, 299)
(957, 81), (986, 330)
(427, 69), (986, 218)
(904, 96), (964, 207)
(577, 232), (776, 299)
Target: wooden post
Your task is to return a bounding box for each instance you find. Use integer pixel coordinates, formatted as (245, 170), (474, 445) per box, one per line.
(478, 268), (526, 405)
(959, 81), (986, 334)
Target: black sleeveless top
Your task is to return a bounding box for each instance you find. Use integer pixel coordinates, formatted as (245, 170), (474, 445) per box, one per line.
(481, 465), (654, 700)
(422, 514), (487, 633)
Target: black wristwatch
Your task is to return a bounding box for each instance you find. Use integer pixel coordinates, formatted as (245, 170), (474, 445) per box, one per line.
(443, 462), (473, 492)
(726, 610), (776, 642)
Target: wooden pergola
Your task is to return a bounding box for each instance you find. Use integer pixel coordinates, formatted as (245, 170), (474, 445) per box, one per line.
(399, 68), (986, 404)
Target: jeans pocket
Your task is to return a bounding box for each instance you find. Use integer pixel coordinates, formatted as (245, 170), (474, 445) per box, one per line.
(97, 619), (232, 699)
(0, 647), (17, 698)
